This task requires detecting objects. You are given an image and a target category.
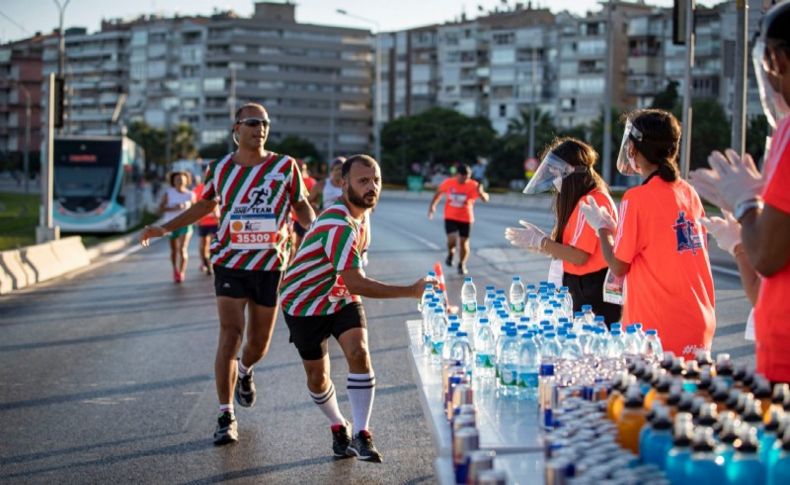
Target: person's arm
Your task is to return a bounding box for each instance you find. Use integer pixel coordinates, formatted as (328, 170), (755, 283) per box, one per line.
(293, 199), (316, 229)
(541, 239), (591, 266)
(158, 191), (169, 213)
(340, 267), (428, 299)
(308, 182), (323, 209)
(140, 199), (216, 246)
(428, 190), (443, 219)
(597, 228), (631, 277)
(739, 204), (790, 277)
(477, 182), (490, 203)
(731, 243), (761, 305)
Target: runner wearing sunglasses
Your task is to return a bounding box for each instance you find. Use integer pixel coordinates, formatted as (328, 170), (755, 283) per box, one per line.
(140, 103), (316, 445)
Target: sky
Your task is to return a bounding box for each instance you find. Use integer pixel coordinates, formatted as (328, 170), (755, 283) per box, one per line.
(0, 0), (721, 43)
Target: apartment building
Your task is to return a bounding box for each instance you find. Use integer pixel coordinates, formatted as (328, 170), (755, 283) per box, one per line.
(0, 33), (51, 166)
(42, 23), (130, 135)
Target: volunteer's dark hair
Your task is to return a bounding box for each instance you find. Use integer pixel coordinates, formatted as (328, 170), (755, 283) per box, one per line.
(540, 137), (608, 243)
(457, 164), (472, 177)
(625, 109), (681, 183)
(168, 171), (192, 187)
(341, 154), (377, 178)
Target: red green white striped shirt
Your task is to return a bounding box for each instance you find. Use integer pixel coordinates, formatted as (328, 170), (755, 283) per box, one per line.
(280, 202), (370, 316)
(201, 152), (307, 271)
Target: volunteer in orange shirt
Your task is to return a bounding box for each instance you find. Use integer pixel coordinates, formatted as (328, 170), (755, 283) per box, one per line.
(581, 109), (716, 359)
(428, 164), (489, 275)
(193, 174), (220, 275)
(505, 137), (622, 323)
(690, 3), (790, 383)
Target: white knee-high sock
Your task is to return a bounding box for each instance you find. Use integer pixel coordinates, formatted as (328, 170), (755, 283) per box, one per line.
(347, 372), (375, 435)
(309, 383), (345, 426)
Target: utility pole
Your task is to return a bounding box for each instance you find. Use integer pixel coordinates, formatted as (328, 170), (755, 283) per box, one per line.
(227, 64), (236, 153)
(679, 0), (696, 179)
(731, 0), (748, 157)
(36, 73), (59, 243)
(54, 0), (70, 134)
(602, 1), (615, 185)
(21, 85), (31, 194)
(329, 72), (337, 160)
(528, 47), (537, 159)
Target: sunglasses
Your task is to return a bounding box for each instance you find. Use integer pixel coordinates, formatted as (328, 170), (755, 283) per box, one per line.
(237, 117), (270, 128)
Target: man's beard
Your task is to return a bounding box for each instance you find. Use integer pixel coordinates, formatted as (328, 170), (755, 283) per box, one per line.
(347, 184), (378, 209)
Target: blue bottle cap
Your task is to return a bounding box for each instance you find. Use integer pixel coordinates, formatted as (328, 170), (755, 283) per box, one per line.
(456, 332), (468, 337)
(479, 318), (489, 324)
(540, 363), (555, 375)
(581, 304), (592, 311)
(522, 333), (533, 339)
(611, 330), (621, 336)
(540, 320), (551, 326)
(646, 329), (658, 336)
(566, 334), (577, 340)
(506, 329), (518, 337)
(626, 326), (636, 334)
(528, 293), (538, 299)
(517, 324), (529, 331)
(477, 305), (487, 311)
(574, 312), (584, 318)
(512, 276), (521, 281)
(485, 285), (495, 291)
(558, 317), (569, 324)
(428, 271), (436, 277)
(500, 325), (509, 332)
(560, 286), (569, 292)
(594, 316), (605, 322)
(464, 277), (472, 282)
(611, 322), (621, 328)
(520, 316), (530, 323)
(505, 321), (516, 327)
(496, 289), (505, 294)
(544, 309), (554, 315)
(545, 332), (556, 338)
(634, 323), (643, 329)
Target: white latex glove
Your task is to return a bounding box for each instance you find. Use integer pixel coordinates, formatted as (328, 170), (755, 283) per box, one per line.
(579, 195), (616, 232)
(700, 211), (741, 255)
(505, 219), (546, 252)
(690, 149), (764, 213)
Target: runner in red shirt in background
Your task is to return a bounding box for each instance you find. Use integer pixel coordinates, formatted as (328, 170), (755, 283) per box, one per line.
(691, 3), (790, 383)
(428, 164), (489, 275)
(193, 174), (221, 275)
(291, 159), (317, 256)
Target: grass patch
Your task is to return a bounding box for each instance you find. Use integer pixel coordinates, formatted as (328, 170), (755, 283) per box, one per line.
(0, 192), (38, 250)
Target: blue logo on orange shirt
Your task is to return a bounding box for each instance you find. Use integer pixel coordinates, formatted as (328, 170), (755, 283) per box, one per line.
(673, 211), (703, 254)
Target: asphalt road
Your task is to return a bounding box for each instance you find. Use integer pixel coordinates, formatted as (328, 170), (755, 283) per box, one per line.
(0, 194), (753, 484)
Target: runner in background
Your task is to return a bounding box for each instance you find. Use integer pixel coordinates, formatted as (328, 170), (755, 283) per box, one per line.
(280, 155), (435, 462)
(582, 109), (715, 360)
(690, 2), (790, 383)
(428, 163), (490, 275)
(309, 156), (345, 213)
(159, 171), (196, 283)
(291, 159), (317, 257)
(193, 174), (220, 275)
(505, 137), (622, 324)
(140, 102), (315, 445)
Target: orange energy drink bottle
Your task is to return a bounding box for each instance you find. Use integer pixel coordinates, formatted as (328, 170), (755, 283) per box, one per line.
(765, 384), (790, 425)
(616, 385), (647, 454)
(645, 375), (671, 411)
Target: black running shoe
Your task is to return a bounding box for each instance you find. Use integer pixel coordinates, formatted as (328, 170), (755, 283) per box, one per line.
(213, 412), (238, 446)
(458, 263), (468, 275)
(235, 368), (256, 408)
(346, 430), (383, 463)
(331, 422), (352, 458)
(445, 254), (453, 267)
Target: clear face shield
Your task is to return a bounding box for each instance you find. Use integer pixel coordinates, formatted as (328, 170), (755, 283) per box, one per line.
(615, 120), (643, 176)
(753, 39), (790, 130)
(522, 152), (587, 194)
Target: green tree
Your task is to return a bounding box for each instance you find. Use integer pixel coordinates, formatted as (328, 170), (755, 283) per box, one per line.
(488, 107), (561, 187)
(745, 114), (770, 167)
(673, 99), (731, 171)
(170, 122), (197, 160)
(127, 120), (165, 171)
(380, 107), (497, 184)
(198, 142), (229, 160)
(268, 135), (322, 163)
(589, 107), (626, 182)
(651, 80), (680, 111)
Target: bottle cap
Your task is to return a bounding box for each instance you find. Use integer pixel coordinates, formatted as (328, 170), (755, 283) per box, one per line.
(512, 276), (521, 281)
(540, 363), (555, 376)
(646, 329), (658, 336)
(479, 318), (489, 324)
(464, 277), (472, 282)
(581, 305), (592, 311)
(456, 331), (468, 337)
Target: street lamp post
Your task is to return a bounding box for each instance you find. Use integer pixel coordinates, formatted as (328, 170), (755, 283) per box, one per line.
(54, 0), (70, 134)
(336, 9), (381, 163)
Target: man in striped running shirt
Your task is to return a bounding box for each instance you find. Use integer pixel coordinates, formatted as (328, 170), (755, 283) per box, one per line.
(140, 103), (315, 445)
(280, 155), (434, 462)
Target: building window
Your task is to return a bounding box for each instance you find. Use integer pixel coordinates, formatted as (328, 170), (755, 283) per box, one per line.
(499, 104), (506, 118)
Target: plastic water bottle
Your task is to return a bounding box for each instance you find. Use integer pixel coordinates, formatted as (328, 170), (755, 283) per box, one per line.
(592, 315), (608, 333)
(538, 363), (556, 429)
(474, 319), (496, 380)
(442, 327), (460, 363)
(633, 322), (646, 348)
(518, 333), (540, 401)
(582, 304), (595, 325)
(484, 285), (495, 307)
(686, 427), (726, 484)
(643, 329), (664, 362)
(435, 288), (447, 310)
(727, 426), (765, 485)
(430, 309), (448, 364)
(461, 277), (477, 321)
(526, 293), (540, 321)
(450, 331), (473, 379)
(623, 326), (641, 356)
(608, 330), (627, 358)
(542, 309), (557, 327)
(497, 329), (520, 397)
(422, 301), (437, 355)
(541, 332), (562, 363)
(561, 334), (583, 360)
(558, 286), (573, 313)
(417, 283), (434, 312)
(509, 276), (526, 316)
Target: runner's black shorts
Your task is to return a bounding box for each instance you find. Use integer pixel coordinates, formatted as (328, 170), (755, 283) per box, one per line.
(445, 218), (471, 238)
(197, 224), (218, 238)
(213, 266), (281, 307)
(283, 302), (367, 360)
(294, 222), (308, 237)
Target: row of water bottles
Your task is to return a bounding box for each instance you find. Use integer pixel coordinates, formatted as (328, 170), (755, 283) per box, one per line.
(420, 275), (665, 401)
